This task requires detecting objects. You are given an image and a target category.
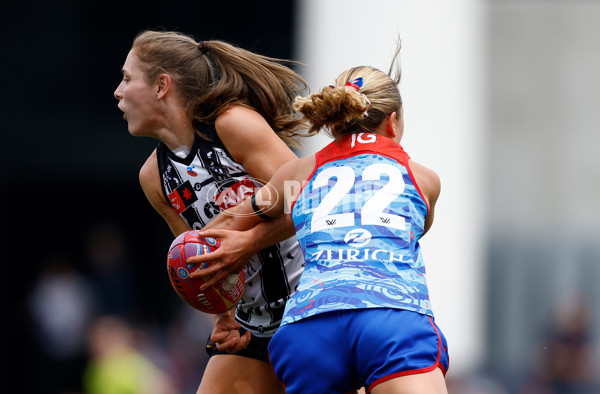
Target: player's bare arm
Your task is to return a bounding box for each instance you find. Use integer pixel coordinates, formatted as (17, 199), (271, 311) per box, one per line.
(408, 159), (441, 235)
(187, 108), (300, 286)
(215, 106), (297, 183)
(188, 157), (313, 288)
(139, 150), (191, 236)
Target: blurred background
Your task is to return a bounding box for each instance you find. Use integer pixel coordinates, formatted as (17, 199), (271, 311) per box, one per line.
(2, 0), (600, 393)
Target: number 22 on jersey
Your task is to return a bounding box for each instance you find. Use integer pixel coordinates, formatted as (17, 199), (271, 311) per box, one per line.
(310, 162), (407, 233)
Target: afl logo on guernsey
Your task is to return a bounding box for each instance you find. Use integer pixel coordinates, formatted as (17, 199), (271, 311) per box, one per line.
(344, 229), (372, 248)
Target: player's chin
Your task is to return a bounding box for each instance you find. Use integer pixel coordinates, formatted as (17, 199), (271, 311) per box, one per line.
(126, 122), (149, 137)
(127, 124), (142, 137)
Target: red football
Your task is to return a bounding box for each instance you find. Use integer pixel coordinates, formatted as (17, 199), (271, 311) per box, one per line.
(166, 230), (245, 314)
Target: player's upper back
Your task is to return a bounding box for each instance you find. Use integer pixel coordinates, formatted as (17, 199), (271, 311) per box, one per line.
(291, 132), (431, 256)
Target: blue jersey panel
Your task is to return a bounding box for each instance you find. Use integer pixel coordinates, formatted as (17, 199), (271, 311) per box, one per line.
(287, 150), (432, 325)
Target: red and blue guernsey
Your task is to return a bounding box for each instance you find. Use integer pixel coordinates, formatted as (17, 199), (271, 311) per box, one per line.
(286, 132), (433, 325)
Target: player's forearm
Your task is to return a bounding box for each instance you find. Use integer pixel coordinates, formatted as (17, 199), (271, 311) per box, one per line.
(204, 203), (259, 232)
(246, 214), (296, 252)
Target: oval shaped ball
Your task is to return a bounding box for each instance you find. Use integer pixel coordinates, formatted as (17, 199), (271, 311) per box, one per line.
(166, 230), (244, 314)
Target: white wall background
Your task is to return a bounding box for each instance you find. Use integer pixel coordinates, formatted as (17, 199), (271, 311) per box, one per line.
(487, 1), (600, 381)
(294, 0), (486, 377)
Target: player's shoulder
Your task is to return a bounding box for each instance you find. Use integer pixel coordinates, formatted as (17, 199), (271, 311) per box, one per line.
(215, 105), (265, 132)
(408, 160), (440, 200)
(296, 154), (317, 173)
(287, 155), (317, 183)
(409, 160), (439, 179)
(139, 149), (159, 188)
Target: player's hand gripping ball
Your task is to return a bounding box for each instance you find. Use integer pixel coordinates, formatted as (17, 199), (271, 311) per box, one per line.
(167, 230), (245, 314)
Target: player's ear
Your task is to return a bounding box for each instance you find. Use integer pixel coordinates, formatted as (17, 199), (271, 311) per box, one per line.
(384, 112), (398, 139)
(156, 73), (172, 99)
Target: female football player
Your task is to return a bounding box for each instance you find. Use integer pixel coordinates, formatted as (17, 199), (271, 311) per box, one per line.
(192, 47), (450, 393)
(114, 30), (306, 394)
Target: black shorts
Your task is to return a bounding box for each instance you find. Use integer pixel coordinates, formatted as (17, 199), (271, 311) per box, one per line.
(205, 327), (272, 363)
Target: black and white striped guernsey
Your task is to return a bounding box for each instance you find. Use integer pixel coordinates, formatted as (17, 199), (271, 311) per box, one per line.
(156, 123), (304, 337)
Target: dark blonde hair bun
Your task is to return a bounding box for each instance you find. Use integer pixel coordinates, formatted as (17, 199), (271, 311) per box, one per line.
(294, 63), (402, 137)
(293, 83), (370, 136)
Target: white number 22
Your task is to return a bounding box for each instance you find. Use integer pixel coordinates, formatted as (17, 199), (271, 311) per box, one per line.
(310, 163), (406, 232)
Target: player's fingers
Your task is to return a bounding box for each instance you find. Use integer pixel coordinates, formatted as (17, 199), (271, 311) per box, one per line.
(215, 335), (240, 352)
(199, 272), (227, 290)
(186, 249), (222, 265)
(188, 262), (223, 279)
(220, 320), (242, 331)
(240, 330), (251, 345)
(196, 229), (228, 239)
(210, 330), (230, 343)
(228, 331), (251, 354)
(214, 322), (241, 334)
